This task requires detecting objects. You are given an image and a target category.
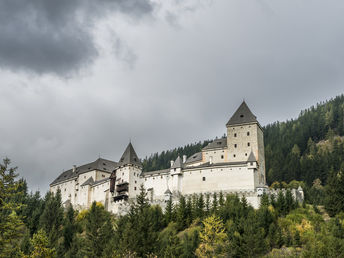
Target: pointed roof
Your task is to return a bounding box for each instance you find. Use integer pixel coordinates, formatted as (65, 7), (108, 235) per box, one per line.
(118, 142), (142, 167)
(50, 158), (117, 186)
(81, 177), (94, 186)
(226, 101), (257, 126)
(171, 156), (182, 168)
(164, 188), (172, 195)
(247, 151), (257, 162)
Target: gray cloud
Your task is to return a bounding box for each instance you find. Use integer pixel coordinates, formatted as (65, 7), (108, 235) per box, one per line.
(1, 0), (344, 193)
(0, 0), (153, 75)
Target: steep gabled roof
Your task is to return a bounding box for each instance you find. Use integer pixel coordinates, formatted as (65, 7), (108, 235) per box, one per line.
(226, 101), (257, 126)
(50, 158), (117, 186)
(81, 177), (94, 186)
(203, 137), (227, 150)
(172, 156), (182, 168)
(118, 142), (142, 167)
(185, 152), (202, 164)
(247, 151), (257, 162)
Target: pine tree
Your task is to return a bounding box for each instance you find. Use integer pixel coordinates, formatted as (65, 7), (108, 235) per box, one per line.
(176, 195), (187, 230)
(212, 192), (218, 214)
(196, 193), (205, 219)
(39, 189), (64, 247)
(195, 215), (227, 257)
(29, 229), (56, 258)
(165, 196), (174, 224)
(325, 167), (344, 216)
(84, 202), (114, 257)
(0, 158), (25, 256)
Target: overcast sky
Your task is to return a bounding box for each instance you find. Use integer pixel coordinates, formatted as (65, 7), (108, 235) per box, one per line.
(1, 0), (343, 193)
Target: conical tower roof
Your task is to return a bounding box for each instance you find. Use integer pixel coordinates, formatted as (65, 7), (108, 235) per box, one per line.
(247, 151), (257, 162)
(171, 156), (182, 168)
(226, 101), (257, 126)
(118, 142), (142, 167)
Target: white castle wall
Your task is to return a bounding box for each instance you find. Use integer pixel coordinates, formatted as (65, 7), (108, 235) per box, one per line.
(182, 165), (256, 195)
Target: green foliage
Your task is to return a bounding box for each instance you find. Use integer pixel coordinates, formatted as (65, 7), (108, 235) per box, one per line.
(83, 202), (114, 257)
(195, 215), (227, 257)
(38, 190), (64, 247)
(0, 158), (25, 257)
(325, 166), (344, 216)
(29, 229), (56, 258)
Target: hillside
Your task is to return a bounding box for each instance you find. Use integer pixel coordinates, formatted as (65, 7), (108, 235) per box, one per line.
(142, 94), (344, 186)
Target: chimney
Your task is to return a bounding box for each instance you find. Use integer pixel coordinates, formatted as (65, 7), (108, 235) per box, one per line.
(183, 155), (187, 163)
(72, 165), (77, 173)
(170, 160), (174, 168)
(209, 156), (213, 165)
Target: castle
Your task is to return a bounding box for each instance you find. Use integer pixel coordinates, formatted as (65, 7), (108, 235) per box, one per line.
(50, 102), (271, 213)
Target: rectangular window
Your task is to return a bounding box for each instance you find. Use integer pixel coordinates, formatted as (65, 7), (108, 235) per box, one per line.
(234, 133), (237, 137)
(134, 187), (137, 190)
(202, 177), (206, 181)
(248, 142), (250, 147)
(247, 132), (250, 136)
(234, 144), (237, 148)
(233, 154), (236, 157)
(221, 155), (224, 159)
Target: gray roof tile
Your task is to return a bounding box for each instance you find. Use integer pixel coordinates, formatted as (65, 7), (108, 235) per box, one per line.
(118, 142), (142, 167)
(81, 177), (94, 186)
(50, 158), (117, 186)
(185, 152), (202, 163)
(247, 151), (257, 162)
(226, 101), (257, 126)
(203, 138), (227, 150)
(171, 156), (182, 168)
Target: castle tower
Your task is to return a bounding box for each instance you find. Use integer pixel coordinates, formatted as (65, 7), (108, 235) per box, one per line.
(112, 142), (143, 201)
(226, 101), (266, 185)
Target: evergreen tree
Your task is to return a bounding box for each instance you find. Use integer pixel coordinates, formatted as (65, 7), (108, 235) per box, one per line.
(325, 167), (344, 216)
(177, 195), (188, 230)
(195, 215), (227, 257)
(212, 192), (218, 214)
(84, 202), (114, 257)
(39, 189), (64, 247)
(165, 196), (174, 224)
(0, 158), (25, 256)
(29, 229), (56, 258)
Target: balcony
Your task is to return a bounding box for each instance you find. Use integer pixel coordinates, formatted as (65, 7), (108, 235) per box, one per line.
(116, 182), (129, 193)
(113, 194), (128, 202)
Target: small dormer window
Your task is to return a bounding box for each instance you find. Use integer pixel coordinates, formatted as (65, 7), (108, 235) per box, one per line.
(240, 114), (244, 118)
(250, 162), (253, 166)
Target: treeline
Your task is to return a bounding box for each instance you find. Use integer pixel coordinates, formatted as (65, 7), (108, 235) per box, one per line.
(142, 140), (212, 172)
(2, 157), (344, 257)
(265, 94), (344, 185)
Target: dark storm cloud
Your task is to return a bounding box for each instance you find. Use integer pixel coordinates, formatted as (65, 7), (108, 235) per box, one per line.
(1, 0), (344, 193)
(0, 0), (154, 75)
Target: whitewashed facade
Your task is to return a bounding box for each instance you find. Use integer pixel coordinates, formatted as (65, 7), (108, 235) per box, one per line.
(50, 102), (291, 212)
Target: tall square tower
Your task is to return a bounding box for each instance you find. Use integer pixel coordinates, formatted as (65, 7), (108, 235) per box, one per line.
(226, 101), (266, 185)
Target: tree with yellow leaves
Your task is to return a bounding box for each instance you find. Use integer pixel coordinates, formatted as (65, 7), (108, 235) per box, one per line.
(195, 215), (227, 258)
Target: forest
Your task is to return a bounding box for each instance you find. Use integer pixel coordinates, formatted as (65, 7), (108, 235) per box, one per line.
(1, 95), (344, 257)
